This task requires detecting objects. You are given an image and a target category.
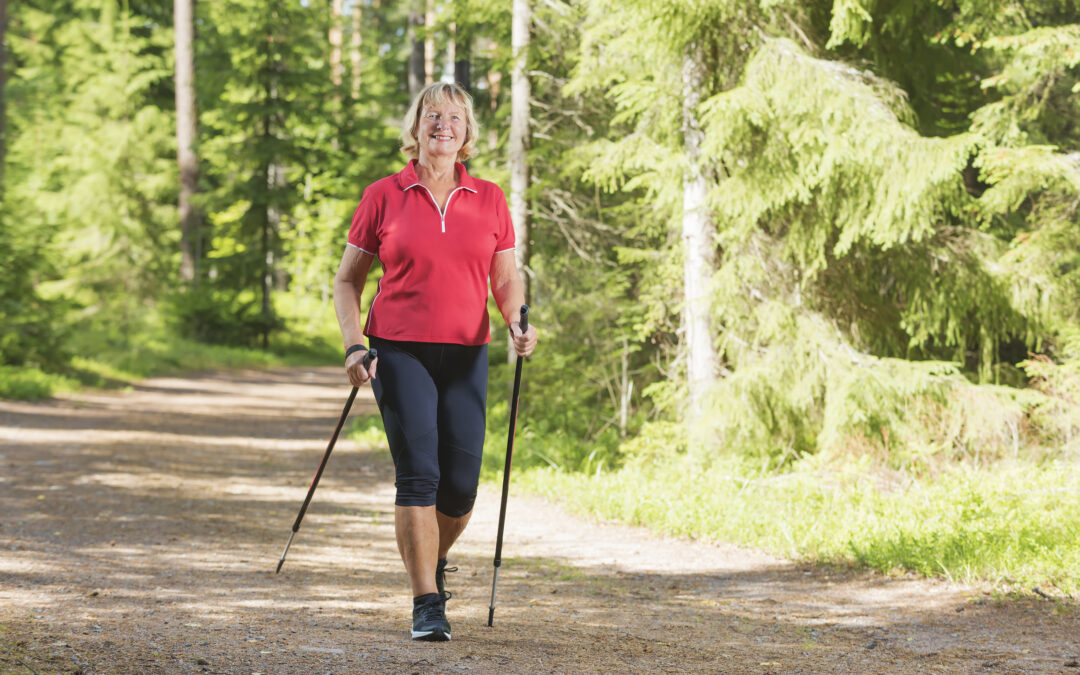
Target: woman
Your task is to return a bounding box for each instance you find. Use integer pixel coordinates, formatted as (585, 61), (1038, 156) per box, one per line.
(333, 82), (537, 642)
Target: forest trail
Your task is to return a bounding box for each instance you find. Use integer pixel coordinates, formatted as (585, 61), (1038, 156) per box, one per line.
(1, 367), (1077, 674)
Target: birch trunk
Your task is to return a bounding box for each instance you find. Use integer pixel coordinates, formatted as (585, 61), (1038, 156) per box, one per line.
(447, 21), (456, 83)
(0, 0), (7, 192)
(329, 0), (343, 88)
(424, 0), (436, 83)
(509, 0), (531, 362)
(350, 1), (362, 98)
(681, 44), (719, 428)
(486, 63), (501, 151)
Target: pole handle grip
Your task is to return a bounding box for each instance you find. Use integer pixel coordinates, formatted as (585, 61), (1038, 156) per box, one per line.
(363, 348), (378, 369)
(519, 305), (529, 334)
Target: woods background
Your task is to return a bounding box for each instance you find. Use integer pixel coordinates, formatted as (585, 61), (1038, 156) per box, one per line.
(2, 0), (1079, 594)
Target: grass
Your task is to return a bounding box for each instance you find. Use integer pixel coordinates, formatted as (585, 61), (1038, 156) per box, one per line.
(347, 411), (389, 448)
(0, 296), (342, 401)
(295, 345), (1080, 599)
(0, 334), (338, 401)
(514, 454), (1080, 598)
(0, 366), (80, 400)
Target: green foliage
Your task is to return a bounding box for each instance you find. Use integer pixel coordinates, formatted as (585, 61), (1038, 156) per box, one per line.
(7, 0), (1080, 593)
(1020, 329), (1080, 456)
(7, 0), (178, 335)
(496, 0), (1080, 595)
(170, 287), (283, 347)
(0, 318), (336, 402)
(346, 412), (389, 449)
(184, 0), (406, 346)
(0, 211), (68, 367)
(557, 0), (1080, 462)
(0, 366), (78, 400)
(519, 456), (1080, 595)
(973, 24), (1080, 148)
(3, 0), (405, 373)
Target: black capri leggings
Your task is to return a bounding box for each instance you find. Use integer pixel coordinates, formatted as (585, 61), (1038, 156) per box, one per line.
(368, 336), (487, 517)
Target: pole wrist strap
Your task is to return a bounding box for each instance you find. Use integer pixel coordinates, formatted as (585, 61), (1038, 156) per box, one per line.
(345, 343), (368, 360)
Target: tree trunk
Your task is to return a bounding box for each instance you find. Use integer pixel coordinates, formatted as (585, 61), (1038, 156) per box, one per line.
(0, 0), (7, 193)
(447, 21), (456, 83)
(681, 44), (719, 429)
(486, 62), (501, 151)
(454, 56), (470, 92)
(509, 0), (531, 362)
(408, 2), (425, 98)
(264, 161), (281, 351)
(329, 0), (343, 88)
(620, 336), (633, 438)
(424, 0), (436, 84)
(450, 17), (470, 91)
(174, 0), (199, 285)
(510, 3), (530, 281)
(350, 0), (362, 98)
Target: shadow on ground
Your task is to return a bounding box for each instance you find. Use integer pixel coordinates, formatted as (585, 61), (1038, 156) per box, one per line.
(1, 368), (1078, 674)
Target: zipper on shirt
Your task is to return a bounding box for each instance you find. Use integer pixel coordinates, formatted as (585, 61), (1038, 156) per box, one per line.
(410, 184), (470, 233)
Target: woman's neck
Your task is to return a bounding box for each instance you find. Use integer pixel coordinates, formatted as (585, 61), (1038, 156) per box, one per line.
(415, 155), (458, 186)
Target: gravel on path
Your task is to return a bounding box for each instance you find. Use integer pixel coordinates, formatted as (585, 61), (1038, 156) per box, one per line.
(1, 367), (1078, 674)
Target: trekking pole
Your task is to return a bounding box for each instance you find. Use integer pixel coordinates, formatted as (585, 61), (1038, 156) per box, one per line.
(276, 348), (377, 574)
(488, 305), (529, 627)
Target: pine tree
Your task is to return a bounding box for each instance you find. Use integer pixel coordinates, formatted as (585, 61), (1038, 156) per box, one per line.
(557, 0), (1079, 461)
(192, 0), (333, 346)
(7, 0), (177, 333)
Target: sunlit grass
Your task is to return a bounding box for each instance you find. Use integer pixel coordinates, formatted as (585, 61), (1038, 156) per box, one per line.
(0, 295), (342, 401)
(0, 366), (80, 400)
(515, 455), (1080, 597)
(346, 412), (389, 448)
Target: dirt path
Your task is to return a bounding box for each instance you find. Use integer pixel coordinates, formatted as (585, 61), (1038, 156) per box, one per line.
(1, 367), (1078, 674)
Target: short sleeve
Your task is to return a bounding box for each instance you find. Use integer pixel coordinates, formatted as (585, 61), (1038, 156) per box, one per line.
(347, 189), (380, 255)
(494, 187), (516, 253)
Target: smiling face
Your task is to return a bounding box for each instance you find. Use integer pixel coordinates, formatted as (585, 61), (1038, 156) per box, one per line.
(417, 102), (467, 162)
(401, 83), (478, 163)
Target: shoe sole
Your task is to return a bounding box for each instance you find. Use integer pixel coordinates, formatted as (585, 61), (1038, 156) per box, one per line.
(411, 629), (451, 642)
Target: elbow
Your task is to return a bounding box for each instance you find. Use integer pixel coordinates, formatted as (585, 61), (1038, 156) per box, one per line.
(490, 281), (511, 305)
(332, 273), (354, 299)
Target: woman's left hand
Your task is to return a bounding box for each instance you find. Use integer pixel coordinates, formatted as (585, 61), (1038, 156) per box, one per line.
(510, 322), (537, 358)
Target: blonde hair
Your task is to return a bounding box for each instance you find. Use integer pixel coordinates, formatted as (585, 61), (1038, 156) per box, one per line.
(400, 82), (479, 162)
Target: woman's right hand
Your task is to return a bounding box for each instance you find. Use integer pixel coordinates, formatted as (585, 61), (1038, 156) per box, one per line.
(346, 350), (378, 386)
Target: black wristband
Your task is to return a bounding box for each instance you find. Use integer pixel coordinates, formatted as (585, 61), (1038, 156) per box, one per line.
(345, 344), (368, 360)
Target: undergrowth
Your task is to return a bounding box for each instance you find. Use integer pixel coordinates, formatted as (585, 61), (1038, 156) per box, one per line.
(0, 295), (341, 401)
(308, 339), (1080, 599)
(514, 453), (1080, 598)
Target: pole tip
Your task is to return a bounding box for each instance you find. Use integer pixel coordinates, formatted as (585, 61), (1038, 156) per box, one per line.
(487, 607), (495, 627)
(276, 531), (295, 574)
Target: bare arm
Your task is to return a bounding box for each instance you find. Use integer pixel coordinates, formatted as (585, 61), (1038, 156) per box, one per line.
(490, 250), (537, 357)
(333, 245), (378, 385)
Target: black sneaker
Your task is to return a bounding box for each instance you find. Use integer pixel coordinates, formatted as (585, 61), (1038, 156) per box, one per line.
(435, 558), (458, 599)
(411, 592), (451, 641)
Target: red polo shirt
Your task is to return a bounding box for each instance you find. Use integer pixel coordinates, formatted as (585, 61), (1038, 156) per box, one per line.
(348, 160), (516, 345)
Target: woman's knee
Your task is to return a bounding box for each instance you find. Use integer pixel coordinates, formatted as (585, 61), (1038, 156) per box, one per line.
(395, 475), (441, 507)
(434, 447), (481, 517)
(392, 427), (441, 507)
(435, 487), (476, 517)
